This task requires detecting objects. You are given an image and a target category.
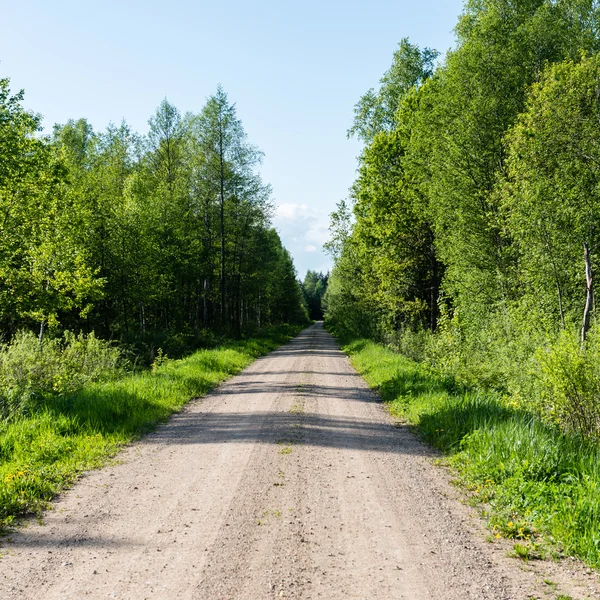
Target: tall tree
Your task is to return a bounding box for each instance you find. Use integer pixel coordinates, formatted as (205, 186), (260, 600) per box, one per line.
(348, 38), (438, 144)
(503, 54), (600, 328)
(413, 0), (600, 323)
(193, 86), (266, 328)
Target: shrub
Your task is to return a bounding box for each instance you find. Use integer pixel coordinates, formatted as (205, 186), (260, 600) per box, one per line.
(385, 326), (432, 363)
(534, 328), (600, 438)
(0, 331), (122, 419)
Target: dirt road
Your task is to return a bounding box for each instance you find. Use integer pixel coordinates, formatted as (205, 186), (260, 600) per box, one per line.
(1, 323), (596, 599)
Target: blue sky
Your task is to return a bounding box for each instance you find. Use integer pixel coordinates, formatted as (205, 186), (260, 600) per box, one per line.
(1, 0), (464, 278)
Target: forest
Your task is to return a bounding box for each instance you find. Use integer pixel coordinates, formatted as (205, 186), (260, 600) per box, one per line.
(6, 0), (600, 570)
(2, 82), (309, 342)
(0, 81), (310, 419)
(325, 0), (600, 439)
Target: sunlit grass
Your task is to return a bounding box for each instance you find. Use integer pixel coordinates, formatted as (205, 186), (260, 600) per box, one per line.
(341, 336), (600, 568)
(0, 324), (303, 529)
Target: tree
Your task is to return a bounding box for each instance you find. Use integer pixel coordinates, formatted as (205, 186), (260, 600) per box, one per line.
(193, 86), (266, 328)
(270, 244), (308, 325)
(0, 84), (103, 343)
(0, 77), (308, 349)
(348, 38), (438, 144)
(0, 78), (46, 334)
(326, 39), (442, 339)
(503, 54), (600, 329)
(301, 271), (328, 320)
(323, 199), (351, 261)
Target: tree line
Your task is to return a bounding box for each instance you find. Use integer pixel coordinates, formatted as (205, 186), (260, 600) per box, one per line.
(300, 270), (328, 320)
(325, 0), (600, 436)
(0, 81), (308, 355)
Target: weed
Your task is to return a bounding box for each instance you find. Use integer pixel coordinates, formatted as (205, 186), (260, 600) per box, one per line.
(151, 348), (169, 372)
(510, 542), (541, 562)
(289, 402), (304, 414)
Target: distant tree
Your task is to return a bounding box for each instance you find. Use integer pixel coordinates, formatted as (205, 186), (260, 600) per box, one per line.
(270, 246), (309, 325)
(301, 271), (328, 320)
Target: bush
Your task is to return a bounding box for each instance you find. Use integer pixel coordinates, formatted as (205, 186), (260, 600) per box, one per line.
(385, 326), (432, 363)
(534, 328), (600, 438)
(0, 331), (122, 419)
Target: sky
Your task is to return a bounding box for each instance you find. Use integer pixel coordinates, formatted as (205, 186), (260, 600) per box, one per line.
(1, 0), (464, 278)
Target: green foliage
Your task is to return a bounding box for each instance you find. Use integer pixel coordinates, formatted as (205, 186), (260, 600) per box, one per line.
(323, 199), (351, 261)
(300, 270), (328, 320)
(348, 38), (438, 144)
(0, 82), (103, 336)
(0, 77), (307, 346)
(341, 334), (600, 568)
(0, 331), (121, 419)
(323, 240), (379, 338)
(326, 0), (600, 440)
(267, 245), (310, 326)
(413, 0), (598, 318)
(503, 54), (600, 327)
(351, 128), (439, 334)
(534, 328), (600, 437)
(0, 324), (303, 529)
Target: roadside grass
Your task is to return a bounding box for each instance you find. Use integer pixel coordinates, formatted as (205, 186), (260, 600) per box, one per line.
(340, 336), (600, 568)
(0, 324), (304, 530)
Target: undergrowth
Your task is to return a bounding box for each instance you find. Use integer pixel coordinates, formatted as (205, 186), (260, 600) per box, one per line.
(0, 331), (122, 419)
(0, 324), (303, 530)
(340, 335), (600, 569)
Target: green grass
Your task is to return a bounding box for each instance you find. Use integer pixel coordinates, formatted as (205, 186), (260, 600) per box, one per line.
(340, 336), (600, 568)
(0, 324), (304, 530)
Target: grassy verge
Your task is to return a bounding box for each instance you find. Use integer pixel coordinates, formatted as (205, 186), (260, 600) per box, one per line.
(0, 324), (304, 530)
(341, 336), (600, 567)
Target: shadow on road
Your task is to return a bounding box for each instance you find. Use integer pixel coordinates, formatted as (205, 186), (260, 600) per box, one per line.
(140, 321), (434, 457)
(146, 408), (432, 458)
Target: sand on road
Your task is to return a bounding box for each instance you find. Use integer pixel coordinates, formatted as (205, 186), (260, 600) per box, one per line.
(1, 323), (597, 599)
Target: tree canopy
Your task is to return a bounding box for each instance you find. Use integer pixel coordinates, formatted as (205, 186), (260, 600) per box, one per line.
(325, 0), (600, 421)
(0, 80), (308, 351)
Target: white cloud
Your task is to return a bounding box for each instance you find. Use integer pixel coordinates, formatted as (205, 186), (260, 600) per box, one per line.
(273, 202), (332, 276)
(276, 203), (310, 220)
(305, 226), (329, 245)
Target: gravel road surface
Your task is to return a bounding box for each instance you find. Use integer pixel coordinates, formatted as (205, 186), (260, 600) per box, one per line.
(1, 323), (598, 599)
